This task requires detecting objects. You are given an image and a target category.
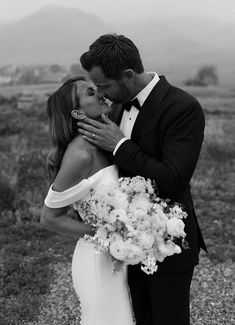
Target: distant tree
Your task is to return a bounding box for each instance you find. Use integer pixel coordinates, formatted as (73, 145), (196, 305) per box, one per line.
(69, 63), (83, 76)
(0, 110), (24, 136)
(0, 95), (11, 105)
(19, 69), (39, 84)
(49, 64), (63, 73)
(197, 66), (218, 85)
(62, 63), (85, 83)
(184, 65), (219, 86)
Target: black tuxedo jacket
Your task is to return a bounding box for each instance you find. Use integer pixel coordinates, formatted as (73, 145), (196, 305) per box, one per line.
(110, 76), (207, 274)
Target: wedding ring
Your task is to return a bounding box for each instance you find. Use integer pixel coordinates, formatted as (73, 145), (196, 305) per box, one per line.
(92, 133), (96, 139)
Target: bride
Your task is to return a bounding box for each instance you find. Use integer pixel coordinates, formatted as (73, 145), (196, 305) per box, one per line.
(41, 76), (134, 325)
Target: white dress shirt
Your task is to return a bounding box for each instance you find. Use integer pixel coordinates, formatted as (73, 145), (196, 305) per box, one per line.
(113, 72), (160, 155)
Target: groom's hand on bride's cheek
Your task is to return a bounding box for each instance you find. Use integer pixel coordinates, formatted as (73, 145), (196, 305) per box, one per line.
(77, 114), (124, 152)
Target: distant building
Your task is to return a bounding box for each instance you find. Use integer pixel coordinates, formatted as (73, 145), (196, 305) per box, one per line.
(17, 95), (34, 110)
(41, 70), (67, 83)
(0, 75), (12, 85)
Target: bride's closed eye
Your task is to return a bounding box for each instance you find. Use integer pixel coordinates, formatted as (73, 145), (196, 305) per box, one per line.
(86, 87), (95, 96)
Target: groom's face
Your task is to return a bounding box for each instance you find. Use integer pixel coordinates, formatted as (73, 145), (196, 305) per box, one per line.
(88, 66), (131, 104)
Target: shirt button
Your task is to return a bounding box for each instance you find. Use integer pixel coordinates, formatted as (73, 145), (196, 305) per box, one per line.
(129, 117), (131, 120)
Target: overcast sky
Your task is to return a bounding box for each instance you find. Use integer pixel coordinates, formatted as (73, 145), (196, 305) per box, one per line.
(0, 0), (235, 23)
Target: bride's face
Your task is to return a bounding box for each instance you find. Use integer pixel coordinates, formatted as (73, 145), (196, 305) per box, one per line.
(74, 80), (111, 119)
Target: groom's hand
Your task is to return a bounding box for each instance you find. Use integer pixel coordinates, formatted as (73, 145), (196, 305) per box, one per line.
(77, 114), (125, 152)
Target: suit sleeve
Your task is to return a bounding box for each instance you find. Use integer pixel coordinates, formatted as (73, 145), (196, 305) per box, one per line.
(113, 100), (205, 198)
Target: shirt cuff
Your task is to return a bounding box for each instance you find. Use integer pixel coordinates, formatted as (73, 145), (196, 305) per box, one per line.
(113, 137), (129, 156)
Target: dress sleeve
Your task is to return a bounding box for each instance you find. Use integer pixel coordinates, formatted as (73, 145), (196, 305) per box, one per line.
(44, 174), (101, 209)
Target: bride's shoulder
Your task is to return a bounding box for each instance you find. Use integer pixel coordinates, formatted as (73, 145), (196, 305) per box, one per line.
(53, 136), (93, 192)
(65, 135), (93, 161)
(63, 136), (92, 164)
(68, 135), (97, 154)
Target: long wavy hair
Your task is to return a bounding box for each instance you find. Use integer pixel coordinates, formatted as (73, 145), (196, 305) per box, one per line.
(46, 76), (87, 182)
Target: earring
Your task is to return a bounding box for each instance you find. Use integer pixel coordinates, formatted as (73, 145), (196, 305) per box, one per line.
(71, 110), (86, 120)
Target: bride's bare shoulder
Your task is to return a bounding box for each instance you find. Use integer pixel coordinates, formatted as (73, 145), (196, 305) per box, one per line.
(68, 135), (95, 152)
(53, 136), (93, 192)
(65, 136), (93, 162)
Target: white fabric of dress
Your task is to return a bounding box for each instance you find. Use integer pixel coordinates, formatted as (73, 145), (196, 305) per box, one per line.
(44, 165), (134, 325)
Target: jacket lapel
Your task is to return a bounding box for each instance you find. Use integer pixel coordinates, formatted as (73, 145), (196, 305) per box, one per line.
(131, 76), (171, 143)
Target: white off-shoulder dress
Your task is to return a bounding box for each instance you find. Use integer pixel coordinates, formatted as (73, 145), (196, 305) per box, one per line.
(44, 165), (134, 325)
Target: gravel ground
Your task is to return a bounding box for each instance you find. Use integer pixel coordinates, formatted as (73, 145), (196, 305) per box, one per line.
(191, 254), (234, 325)
(24, 253), (234, 325)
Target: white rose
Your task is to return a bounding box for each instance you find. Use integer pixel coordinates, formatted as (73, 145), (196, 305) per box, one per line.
(109, 208), (127, 224)
(153, 203), (162, 211)
(126, 229), (139, 239)
(112, 190), (129, 210)
(138, 232), (155, 249)
(104, 224), (116, 232)
(125, 243), (144, 265)
(133, 208), (146, 220)
(158, 241), (175, 257)
(127, 255), (143, 265)
(155, 251), (165, 262)
(137, 223), (149, 231)
(152, 210), (168, 232)
(174, 244), (182, 254)
(109, 239), (127, 261)
(96, 227), (108, 240)
(158, 242), (170, 258)
(129, 194), (150, 213)
(125, 222), (135, 233)
(110, 232), (123, 242)
(159, 240), (182, 258)
(166, 218), (186, 237)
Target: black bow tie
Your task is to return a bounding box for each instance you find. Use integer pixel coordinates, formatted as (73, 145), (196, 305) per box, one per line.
(123, 98), (141, 112)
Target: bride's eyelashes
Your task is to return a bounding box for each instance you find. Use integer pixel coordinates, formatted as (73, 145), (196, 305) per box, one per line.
(86, 87), (95, 96)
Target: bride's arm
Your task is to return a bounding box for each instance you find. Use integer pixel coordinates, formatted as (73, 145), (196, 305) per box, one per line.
(40, 144), (95, 239)
(41, 205), (94, 239)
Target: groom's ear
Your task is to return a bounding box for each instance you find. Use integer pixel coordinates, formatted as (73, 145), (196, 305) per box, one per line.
(121, 69), (135, 86)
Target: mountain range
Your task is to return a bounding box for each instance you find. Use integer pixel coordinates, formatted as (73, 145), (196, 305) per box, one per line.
(0, 5), (234, 84)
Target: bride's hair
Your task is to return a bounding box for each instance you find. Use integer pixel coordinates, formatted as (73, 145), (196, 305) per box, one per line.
(46, 76), (87, 182)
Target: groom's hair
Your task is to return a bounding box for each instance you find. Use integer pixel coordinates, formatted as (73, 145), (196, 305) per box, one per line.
(80, 34), (144, 79)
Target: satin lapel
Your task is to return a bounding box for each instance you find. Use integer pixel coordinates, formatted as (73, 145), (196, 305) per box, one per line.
(131, 76), (171, 143)
(109, 103), (124, 125)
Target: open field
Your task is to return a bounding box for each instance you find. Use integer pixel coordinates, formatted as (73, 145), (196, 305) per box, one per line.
(0, 83), (60, 97)
(0, 83), (234, 324)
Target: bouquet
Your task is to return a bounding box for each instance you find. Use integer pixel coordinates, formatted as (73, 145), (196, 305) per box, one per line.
(81, 176), (188, 274)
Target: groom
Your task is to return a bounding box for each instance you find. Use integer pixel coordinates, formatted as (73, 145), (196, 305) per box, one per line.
(77, 34), (207, 325)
